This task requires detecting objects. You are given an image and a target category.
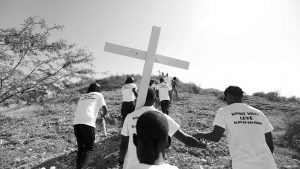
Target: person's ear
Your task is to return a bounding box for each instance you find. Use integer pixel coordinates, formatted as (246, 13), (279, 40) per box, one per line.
(165, 136), (171, 149)
(133, 134), (138, 147)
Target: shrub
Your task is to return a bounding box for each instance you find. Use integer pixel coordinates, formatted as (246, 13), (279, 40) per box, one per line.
(253, 91), (281, 102)
(287, 96), (300, 103)
(252, 92), (265, 97)
(96, 74), (141, 91)
(180, 82), (201, 94)
(284, 113), (300, 150)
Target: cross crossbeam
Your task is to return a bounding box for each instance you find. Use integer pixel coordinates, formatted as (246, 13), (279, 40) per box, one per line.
(104, 26), (189, 109)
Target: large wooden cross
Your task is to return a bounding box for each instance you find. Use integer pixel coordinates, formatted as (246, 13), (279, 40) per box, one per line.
(104, 26), (190, 110)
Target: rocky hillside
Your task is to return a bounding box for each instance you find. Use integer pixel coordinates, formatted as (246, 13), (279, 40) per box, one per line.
(0, 88), (299, 169)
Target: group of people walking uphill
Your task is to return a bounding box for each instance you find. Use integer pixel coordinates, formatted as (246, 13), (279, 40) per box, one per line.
(73, 76), (278, 169)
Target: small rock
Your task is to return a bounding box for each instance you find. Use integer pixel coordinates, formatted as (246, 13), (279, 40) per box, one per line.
(282, 165), (299, 169)
(200, 158), (207, 164)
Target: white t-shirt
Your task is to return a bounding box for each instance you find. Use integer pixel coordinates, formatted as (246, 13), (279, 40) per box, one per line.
(121, 106), (180, 169)
(129, 163), (178, 169)
(213, 103), (277, 169)
(164, 77), (172, 86)
(122, 83), (137, 102)
(155, 83), (172, 101)
(73, 92), (106, 128)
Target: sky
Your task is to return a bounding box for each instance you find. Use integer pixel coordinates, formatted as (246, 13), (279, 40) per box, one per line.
(1, 0), (300, 97)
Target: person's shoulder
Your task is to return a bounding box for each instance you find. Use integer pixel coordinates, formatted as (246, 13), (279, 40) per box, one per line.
(130, 83), (137, 87)
(162, 113), (177, 124)
(128, 109), (139, 117)
(244, 104), (265, 115)
(161, 163), (179, 169)
(90, 92), (103, 96)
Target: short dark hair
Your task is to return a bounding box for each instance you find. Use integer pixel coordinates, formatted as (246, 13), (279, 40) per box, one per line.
(224, 86), (244, 98)
(125, 76), (134, 84)
(145, 88), (156, 104)
(149, 79), (154, 86)
(136, 110), (169, 143)
(87, 83), (101, 93)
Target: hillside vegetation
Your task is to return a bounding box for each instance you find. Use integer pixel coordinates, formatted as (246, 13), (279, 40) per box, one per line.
(0, 75), (299, 169)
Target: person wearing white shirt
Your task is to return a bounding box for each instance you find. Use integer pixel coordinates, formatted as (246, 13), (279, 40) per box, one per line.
(156, 78), (172, 115)
(149, 79), (160, 108)
(118, 88), (206, 169)
(73, 83), (108, 169)
(164, 73), (172, 86)
(121, 76), (138, 121)
(129, 110), (178, 169)
(193, 86), (277, 169)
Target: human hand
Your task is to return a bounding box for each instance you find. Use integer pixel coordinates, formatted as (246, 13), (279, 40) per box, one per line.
(100, 113), (106, 118)
(197, 139), (207, 149)
(193, 133), (204, 140)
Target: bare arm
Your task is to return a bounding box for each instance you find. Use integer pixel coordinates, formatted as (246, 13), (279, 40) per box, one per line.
(168, 90), (172, 102)
(193, 125), (225, 142)
(118, 135), (129, 166)
(265, 132), (274, 153)
(132, 88), (138, 98)
(173, 129), (206, 148)
(101, 105), (108, 117)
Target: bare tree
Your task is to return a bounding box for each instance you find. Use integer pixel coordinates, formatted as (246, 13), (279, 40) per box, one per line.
(0, 17), (95, 104)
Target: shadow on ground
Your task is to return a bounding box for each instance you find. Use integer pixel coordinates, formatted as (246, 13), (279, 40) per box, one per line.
(32, 134), (120, 169)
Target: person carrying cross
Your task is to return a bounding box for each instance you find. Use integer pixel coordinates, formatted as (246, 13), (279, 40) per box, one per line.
(193, 86), (277, 169)
(118, 88), (206, 169)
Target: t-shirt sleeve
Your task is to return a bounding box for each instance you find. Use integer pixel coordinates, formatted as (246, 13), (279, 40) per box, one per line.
(133, 84), (137, 89)
(212, 109), (227, 129)
(164, 114), (180, 136)
(261, 113), (274, 133)
(121, 116), (130, 136)
(98, 93), (106, 106)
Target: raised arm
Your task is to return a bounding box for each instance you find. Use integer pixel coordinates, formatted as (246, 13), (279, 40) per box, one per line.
(173, 129), (206, 148)
(193, 125), (225, 142)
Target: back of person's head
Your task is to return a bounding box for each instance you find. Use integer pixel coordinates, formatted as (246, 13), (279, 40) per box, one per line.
(224, 86), (244, 103)
(125, 76), (135, 84)
(149, 79), (154, 86)
(159, 78), (164, 83)
(134, 110), (170, 164)
(87, 83), (101, 93)
(145, 88), (156, 105)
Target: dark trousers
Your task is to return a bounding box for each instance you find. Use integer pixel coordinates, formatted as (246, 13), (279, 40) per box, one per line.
(74, 124), (95, 169)
(160, 100), (170, 115)
(121, 101), (136, 121)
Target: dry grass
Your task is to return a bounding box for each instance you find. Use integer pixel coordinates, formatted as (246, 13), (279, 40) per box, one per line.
(1, 89), (300, 169)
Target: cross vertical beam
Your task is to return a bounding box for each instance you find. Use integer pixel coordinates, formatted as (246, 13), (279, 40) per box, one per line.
(135, 26), (160, 109)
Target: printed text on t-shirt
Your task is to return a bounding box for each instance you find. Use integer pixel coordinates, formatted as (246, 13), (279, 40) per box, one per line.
(231, 112), (262, 125)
